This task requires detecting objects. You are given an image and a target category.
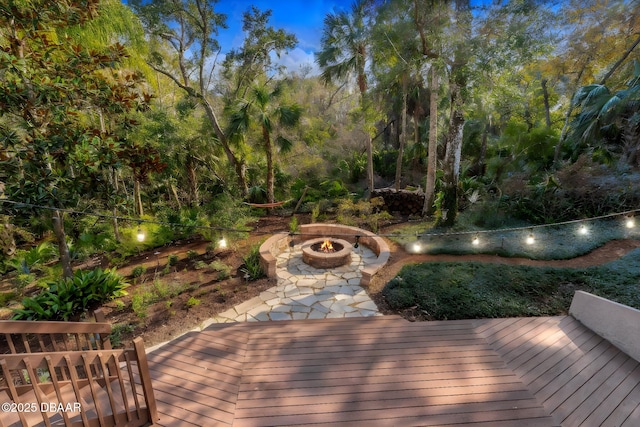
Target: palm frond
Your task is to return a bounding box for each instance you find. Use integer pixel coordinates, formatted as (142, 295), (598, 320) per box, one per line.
(276, 135), (293, 154)
(277, 105), (302, 127)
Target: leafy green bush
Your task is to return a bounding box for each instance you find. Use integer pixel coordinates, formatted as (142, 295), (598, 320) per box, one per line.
(186, 296), (200, 308)
(210, 260), (232, 279)
(132, 266), (146, 278)
(241, 243), (264, 281)
(194, 260), (208, 270)
(6, 242), (57, 275)
(109, 323), (135, 348)
(12, 268), (129, 321)
(167, 254), (179, 266)
(336, 198), (392, 232)
(0, 291), (17, 307)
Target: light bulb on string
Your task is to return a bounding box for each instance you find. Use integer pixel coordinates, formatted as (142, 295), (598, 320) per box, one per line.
(625, 215), (636, 229)
(578, 223), (588, 235)
(525, 231), (535, 245)
(407, 234), (422, 253)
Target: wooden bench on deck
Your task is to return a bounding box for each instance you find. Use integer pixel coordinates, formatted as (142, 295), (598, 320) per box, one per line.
(0, 311), (157, 427)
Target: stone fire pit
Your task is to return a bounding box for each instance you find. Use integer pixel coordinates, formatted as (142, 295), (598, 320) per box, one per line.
(301, 237), (353, 269)
(258, 223), (390, 286)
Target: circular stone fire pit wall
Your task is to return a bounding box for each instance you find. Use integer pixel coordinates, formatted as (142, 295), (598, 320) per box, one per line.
(301, 238), (353, 269)
(258, 224), (390, 286)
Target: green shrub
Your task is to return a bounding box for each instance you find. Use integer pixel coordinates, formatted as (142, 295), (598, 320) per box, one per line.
(0, 291), (18, 307)
(13, 273), (35, 295)
(186, 296), (200, 308)
(186, 250), (198, 259)
(109, 323), (135, 348)
(12, 268), (129, 321)
(131, 293), (148, 318)
(132, 266), (146, 278)
(210, 260), (232, 279)
(241, 243), (264, 281)
(194, 260), (208, 270)
(167, 254), (179, 266)
(289, 216), (299, 233)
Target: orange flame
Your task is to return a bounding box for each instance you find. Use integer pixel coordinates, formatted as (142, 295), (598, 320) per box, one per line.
(320, 239), (334, 253)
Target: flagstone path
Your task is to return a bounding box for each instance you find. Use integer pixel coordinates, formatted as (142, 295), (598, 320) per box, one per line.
(208, 243), (382, 322)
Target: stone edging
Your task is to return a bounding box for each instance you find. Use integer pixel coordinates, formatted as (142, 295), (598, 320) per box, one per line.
(259, 223), (390, 286)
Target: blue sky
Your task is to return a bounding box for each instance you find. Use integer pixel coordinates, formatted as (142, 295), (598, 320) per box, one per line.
(215, 0), (347, 74)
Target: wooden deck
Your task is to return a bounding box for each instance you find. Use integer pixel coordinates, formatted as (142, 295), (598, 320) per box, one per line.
(146, 316), (640, 426)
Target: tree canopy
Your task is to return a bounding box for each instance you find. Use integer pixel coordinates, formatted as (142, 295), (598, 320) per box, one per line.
(1, 0), (638, 275)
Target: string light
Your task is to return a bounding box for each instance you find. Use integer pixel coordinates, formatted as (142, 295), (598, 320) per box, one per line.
(525, 231), (535, 245)
(1, 199), (638, 251)
(625, 215), (636, 229)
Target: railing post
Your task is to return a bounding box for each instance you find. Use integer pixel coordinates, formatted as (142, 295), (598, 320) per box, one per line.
(133, 337), (159, 424)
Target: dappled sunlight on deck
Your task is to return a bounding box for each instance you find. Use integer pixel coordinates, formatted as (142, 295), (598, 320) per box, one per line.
(143, 315), (640, 426)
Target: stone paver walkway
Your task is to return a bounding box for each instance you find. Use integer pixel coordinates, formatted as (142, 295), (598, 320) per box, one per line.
(209, 243), (382, 322)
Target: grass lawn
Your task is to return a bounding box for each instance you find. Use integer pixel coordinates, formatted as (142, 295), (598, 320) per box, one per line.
(382, 248), (640, 320)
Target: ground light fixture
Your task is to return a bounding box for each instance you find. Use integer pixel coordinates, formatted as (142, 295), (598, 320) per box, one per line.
(218, 237), (228, 249)
(472, 234), (480, 246)
(136, 223), (145, 242)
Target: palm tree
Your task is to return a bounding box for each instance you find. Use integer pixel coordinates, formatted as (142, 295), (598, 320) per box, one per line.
(316, 0), (375, 195)
(227, 83), (302, 204)
(570, 62), (640, 167)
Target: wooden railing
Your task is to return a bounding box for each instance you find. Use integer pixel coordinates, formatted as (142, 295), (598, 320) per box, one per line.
(0, 313), (158, 427)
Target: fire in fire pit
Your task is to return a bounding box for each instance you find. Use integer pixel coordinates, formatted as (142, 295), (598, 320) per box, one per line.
(302, 237), (353, 269)
(319, 239), (334, 253)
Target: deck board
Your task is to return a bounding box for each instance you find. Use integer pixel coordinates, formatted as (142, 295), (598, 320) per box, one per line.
(476, 316), (640, 426)
(148, 316), (640, 426)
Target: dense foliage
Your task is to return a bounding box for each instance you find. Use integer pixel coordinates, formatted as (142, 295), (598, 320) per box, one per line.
(12, 268), (129, 320)
(0, 0), (638, 291)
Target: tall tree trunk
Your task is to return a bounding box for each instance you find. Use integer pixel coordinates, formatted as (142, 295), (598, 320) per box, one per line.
(186, 155), (199, 206)
(169, 179), (182, 209)
(441, 94), (464, 227)
(366, 133), (374, 197)
(200, 97), (248, 196)
(599, 33), (640, 85)
(52, 210), (73, 279)
(264, 126), (275, 205)
(134, 180), (144, 217)
(395, 72), (408, 190)
(111, 169), (120, 243)
(423, 66), (439, 215)
(541, 78), (552, 128)
(478, 119), (490, 176)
